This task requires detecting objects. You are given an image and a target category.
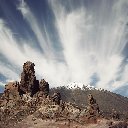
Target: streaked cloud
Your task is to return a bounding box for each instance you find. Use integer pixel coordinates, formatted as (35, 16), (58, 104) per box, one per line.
(0, 0), (128, 96)
(49, 0), (128, 91)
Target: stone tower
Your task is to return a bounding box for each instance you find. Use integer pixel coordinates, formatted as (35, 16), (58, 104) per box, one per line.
(19, 61), (39, 97)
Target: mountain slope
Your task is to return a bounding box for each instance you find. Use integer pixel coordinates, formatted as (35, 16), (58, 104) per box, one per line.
(50, 84), (128, 119)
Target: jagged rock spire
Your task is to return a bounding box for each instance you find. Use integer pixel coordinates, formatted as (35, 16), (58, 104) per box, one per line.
(19, 61), (39, 97)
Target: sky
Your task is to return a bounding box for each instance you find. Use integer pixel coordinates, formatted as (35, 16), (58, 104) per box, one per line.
(0, 0), (128, 96)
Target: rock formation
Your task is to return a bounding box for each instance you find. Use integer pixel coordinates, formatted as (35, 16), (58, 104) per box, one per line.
(0, 61), (53, 127)
(88, 94), (100, 112)
(52, 92), (61, 105)
(87, 94), (100, 121)
(1, 61), (123, 128)
(19, 61), (39, 97)
(1, 81), (20, 107)
(39, 79), (49, 98)
(88, 94), (96, 105)
(79, 94), (100, 123)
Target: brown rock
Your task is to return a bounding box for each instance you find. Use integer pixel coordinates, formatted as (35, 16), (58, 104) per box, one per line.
(19, 61), (39, 97)
(1, 81), (20, 107)
(39, 79), (49, 98)
(79, 94), (100, 124)
(52, 92), (61, 105)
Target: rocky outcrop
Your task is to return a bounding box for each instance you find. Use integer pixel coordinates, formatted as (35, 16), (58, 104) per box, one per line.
(1, 81), (20, 107)
(0, 61), (108, 127)
(52, 92), (61, 105)
(88, 94), (100, 113)
(38, 79), (49, 98)
(0, 61), (51, 109)
(19, 61), (39, 97)
(79, 94), (100, 123)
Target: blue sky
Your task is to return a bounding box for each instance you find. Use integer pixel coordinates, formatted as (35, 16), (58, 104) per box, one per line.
(0, 0), (128, 96)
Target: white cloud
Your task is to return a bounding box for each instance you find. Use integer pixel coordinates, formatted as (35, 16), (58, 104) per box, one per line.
(0, 0), (128, 96)
(0, 61), (19, 81)
(18, 0), (54, 58)
(49, 0), (128, 91)
(0, 81), (5, 91)
(0, 17), (69, 87)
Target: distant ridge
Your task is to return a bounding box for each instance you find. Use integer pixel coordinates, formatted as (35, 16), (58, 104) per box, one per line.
(50, 84), (128, 119)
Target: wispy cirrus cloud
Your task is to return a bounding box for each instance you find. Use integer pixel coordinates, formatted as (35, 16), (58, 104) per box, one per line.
(0, 0), (128, 96)
(49, 0), (128, 91)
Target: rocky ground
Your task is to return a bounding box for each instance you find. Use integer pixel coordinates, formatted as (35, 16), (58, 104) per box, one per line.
(0, 61), (128, 128)
(4, 115), (128, 128)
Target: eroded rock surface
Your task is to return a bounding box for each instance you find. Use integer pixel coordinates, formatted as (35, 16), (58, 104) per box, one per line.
(38, 79), (49, 98)
(1, 81), (20, 108)
(1, 61), (126, 128)
(19, 61), (39, 96)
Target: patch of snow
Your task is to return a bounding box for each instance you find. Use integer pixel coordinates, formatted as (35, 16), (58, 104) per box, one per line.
(66, 82), (99, 90)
